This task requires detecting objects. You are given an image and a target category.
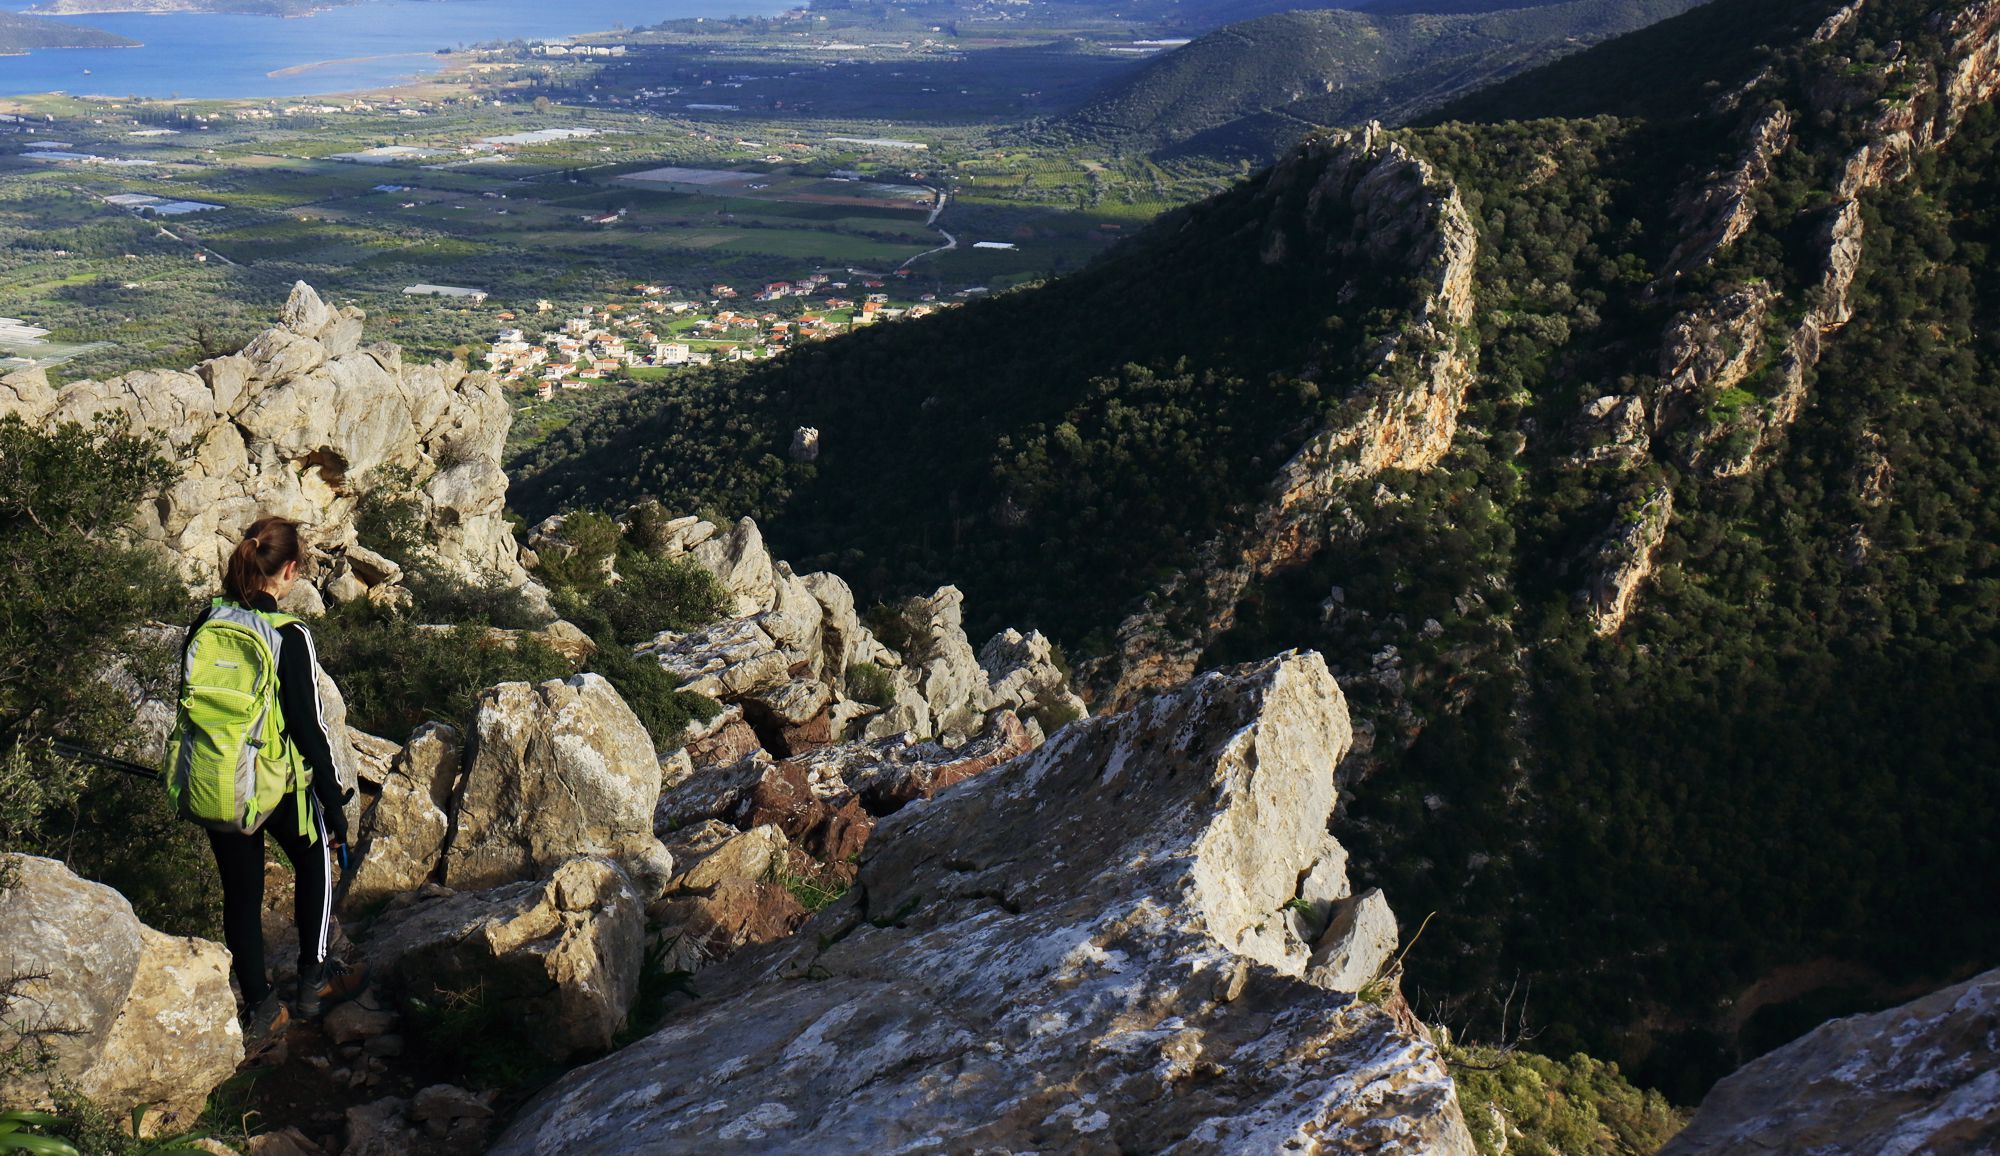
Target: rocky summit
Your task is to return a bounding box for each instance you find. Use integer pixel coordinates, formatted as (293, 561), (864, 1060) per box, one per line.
(492, 651), (1471, 1154)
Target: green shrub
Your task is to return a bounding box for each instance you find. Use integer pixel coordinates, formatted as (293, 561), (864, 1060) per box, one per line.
(311, 608), (572, 742)
(588, 549), (731, 647)
(1448, 1045), (1684, 1156)
(0, 416), (219, 937)
(531, 510), (622, 593)
(354, 464), (425, 567)
(844, 662), (897, 708)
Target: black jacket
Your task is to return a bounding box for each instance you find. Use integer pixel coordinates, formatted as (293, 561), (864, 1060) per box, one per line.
(186, 592), (348, 841)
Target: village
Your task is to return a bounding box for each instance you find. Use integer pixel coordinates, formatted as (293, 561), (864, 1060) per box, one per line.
(483, 268), (969, 397)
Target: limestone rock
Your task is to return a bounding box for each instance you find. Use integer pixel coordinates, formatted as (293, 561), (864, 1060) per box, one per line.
(1662, 968), (2000, 1156)
(691, 517), (777, 616)
(0, 855), (242, 1133)
(638, 619), (791, 701)
(1304, 888), (1398, 992)
(343, 1096), (416, 1156)
(346, 724), (459, 911)
(978, 627), (1087, 727)
(362, 858), (646, 1061)
(661, 821), (791, 893)
(0, 281), (538, 612)
(491, 653), (1473, 1153)
(447, 674), (673, 898)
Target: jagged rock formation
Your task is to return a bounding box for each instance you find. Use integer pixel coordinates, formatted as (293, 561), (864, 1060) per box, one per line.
(1661, 968), (1999, 1155)
(0, 855), (241, 1133)
(1092, 124), (1480, 706)
(491, 652), (1470, 1154)
(631, 510), (1082, 747)
(0, 282), (540, 616)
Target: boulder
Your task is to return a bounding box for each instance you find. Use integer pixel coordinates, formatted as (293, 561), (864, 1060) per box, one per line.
(1661, 967), (2000, 1156)
(345, 724), (459, 912)
(447, 674), (674, 898)
(0, 855), (242, 1134)
(490, 653), (1473, 1153)
(1304, 888), (1399, 992)
(796, 570), (894, 684)
(638, 619), (792, 701)
(661, 821), (791, 893)
(737, 678), (834, 757)
(362, 858), (646, 1061)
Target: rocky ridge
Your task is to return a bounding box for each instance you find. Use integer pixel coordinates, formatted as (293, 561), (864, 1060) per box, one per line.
(1090, 124), (1480, 707)
(1583, 0), (2000, 632)
(492, 652), (1470, 1154)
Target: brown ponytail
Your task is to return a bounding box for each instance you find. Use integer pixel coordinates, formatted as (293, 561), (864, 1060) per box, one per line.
(224, 517), (305, 603)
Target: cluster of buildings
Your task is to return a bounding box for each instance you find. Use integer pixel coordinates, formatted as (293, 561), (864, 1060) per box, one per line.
(485, 275), (958, 397)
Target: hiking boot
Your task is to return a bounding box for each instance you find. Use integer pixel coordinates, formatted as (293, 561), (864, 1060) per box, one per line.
(242, 989), (290, 1058)
(294, 957), (369, 1019)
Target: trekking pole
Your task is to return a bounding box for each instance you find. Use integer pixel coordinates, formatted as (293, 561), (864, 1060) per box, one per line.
(48, 740), (162, 782)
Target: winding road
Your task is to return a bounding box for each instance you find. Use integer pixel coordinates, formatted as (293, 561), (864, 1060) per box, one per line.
(899, 186), (956, 270)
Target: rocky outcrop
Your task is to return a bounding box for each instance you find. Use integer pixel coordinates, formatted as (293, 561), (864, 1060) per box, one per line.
(639, 512), (1083, 748)
(492, 652), (1473, 1154)
(1662, 968), (2000, 1156)
(445, 673), (674, 899)
(1584, 484), (1674, 636)
(361, 857), (645, 1062)
(0, 855), (241, 1133)
(0, 282), (541, 614)
(1092, 125), (1480, 707)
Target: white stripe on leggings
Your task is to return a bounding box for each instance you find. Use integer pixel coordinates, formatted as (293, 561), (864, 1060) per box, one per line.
(308, 794), (331, 965)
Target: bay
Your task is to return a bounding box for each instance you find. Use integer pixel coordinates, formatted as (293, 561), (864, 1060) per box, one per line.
(1, 0), (785, 99)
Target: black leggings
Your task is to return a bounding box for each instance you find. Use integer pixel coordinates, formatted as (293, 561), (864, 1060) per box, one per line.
(206, 791), (331, 1006)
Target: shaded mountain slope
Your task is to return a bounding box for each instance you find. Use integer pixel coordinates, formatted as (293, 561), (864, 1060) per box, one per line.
(512, 0), (2000, 1099)
(1039, 0), (1709, 160)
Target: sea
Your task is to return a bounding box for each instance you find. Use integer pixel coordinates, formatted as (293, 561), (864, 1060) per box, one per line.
(1, 0), (788, 99)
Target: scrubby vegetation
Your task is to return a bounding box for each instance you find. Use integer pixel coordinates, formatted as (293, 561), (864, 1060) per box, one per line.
(1447, 1044), (1685, 1155)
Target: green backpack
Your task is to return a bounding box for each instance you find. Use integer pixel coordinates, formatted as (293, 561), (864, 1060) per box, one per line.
(164, 599), (311, 838)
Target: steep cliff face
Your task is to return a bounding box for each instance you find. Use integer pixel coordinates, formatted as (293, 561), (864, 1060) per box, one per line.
(1091, 126), (1480, 705)
(0, 282), (538, 616)
(492, 653), (1473, 1154)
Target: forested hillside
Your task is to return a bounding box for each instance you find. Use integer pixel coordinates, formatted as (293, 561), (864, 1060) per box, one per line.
(1037, 0), (1707, 160)
(511, 0), (1999, 1099)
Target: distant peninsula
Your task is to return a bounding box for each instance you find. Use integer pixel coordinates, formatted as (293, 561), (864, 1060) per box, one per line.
(26, 0), (334, 15)
(0, 10), (139, 51)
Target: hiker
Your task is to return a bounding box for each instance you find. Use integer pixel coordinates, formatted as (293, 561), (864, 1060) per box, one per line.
(165, 516), (366, 1045)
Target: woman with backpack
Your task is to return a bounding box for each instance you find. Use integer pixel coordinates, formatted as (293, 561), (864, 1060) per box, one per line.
(168, 516), (366, 1045)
